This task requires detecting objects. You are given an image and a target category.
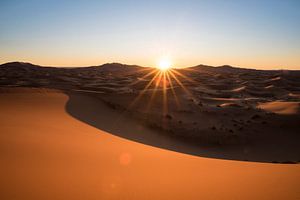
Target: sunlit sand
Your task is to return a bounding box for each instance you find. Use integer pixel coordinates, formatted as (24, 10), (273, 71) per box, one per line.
(0, 88), (300, 200)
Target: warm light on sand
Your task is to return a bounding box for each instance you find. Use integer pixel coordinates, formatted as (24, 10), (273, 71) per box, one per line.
(1, 89), (300, 199)
(157, 58), (172, 71)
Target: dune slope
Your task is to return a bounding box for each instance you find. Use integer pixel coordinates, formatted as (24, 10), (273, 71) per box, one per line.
(0, 89), (300, 200)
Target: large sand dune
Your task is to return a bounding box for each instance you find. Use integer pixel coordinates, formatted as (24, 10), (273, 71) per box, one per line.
(1, 89), (300, 200)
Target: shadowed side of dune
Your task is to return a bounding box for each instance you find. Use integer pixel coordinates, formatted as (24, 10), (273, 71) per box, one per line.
(65, 92), (300, 163)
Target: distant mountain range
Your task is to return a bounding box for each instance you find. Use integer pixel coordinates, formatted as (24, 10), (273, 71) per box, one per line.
(1, 61), (299, 73)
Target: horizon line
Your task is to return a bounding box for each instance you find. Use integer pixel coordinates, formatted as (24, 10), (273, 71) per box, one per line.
(0, 61), (298, 71)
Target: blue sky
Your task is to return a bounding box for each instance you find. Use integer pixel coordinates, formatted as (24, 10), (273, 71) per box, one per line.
(0, 0), (299, 69)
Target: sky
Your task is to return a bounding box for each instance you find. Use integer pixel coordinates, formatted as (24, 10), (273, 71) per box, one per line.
(0, 0), (299, 69)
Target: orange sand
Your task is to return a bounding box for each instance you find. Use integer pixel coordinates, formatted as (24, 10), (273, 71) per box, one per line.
(0, 90), (299, 200)
(258, 101), (299, 115)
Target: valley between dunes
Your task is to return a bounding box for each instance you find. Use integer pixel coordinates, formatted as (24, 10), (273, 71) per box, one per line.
(1, 89), (299, 200)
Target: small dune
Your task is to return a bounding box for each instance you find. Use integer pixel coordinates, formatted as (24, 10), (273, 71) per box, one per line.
(219, 102), (242, 107)
(265, 85), (274, 89)
(289, 93), (300, 98)
(258, 101), (300, 115)
(270, 76), (281, 81)
(231, 86), (246, 92)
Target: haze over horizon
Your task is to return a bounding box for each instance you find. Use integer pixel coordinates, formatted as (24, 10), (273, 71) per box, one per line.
(1, 0), (300, 70)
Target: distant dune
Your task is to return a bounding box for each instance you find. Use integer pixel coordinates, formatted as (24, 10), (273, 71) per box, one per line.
(258, 101), (300, 115)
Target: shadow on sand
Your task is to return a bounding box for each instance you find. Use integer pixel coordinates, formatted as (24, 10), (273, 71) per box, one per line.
(65, 92), (299, 164)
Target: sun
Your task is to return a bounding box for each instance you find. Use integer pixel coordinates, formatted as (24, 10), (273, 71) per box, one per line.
(157, 58), (172, 71)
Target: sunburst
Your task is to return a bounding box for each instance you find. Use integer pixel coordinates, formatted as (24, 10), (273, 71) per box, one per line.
(157, 58), (172, 72)
(128, 59), (194, 119)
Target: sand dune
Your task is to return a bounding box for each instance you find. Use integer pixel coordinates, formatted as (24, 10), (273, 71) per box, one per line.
(1, 89), (300, 200)
(1, 62), (300, 162)
(231, 86), (246, 92)
(258, 101), (300, 115)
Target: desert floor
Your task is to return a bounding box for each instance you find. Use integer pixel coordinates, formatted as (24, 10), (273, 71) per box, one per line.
(1, 89), (299, 200)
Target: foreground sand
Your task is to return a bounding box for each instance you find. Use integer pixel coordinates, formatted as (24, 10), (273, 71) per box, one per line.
(1, 89), (300, 200)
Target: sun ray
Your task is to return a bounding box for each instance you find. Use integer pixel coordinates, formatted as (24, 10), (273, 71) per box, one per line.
(146, 71), (163, 112)
(128, 68), (158, 87)
(125, 57), (198, 123)
(166, 71), (180, 107)
(128, 70), (161, 109)
(170, 69), (197, 84)
(169, 70), (193, 97)
(162, 71), (168, 116)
